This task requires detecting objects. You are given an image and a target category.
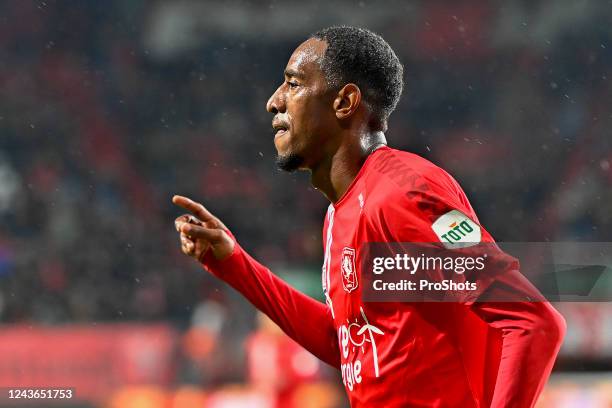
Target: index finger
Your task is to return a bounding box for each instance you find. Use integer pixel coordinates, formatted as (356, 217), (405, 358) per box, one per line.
(172, 195), (215, 222)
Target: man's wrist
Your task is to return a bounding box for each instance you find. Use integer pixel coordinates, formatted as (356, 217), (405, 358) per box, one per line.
(201, 233), (240, 277)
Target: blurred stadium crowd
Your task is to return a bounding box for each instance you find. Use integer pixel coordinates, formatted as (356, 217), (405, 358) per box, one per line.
(0, 1), (611, 407)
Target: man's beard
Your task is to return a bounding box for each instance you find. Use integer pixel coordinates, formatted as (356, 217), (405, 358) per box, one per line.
(275, 153), (304, 172)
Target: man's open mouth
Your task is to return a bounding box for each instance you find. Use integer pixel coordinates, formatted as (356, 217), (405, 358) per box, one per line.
(273, 124), (289, 137)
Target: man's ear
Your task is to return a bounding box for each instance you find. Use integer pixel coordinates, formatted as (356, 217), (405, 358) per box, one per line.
(333, 83), (362, 120)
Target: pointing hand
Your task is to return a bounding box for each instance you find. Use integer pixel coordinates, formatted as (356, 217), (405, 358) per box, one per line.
(172, 195), (235, 262)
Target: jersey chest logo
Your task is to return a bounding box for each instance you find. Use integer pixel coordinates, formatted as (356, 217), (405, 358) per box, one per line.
(341, 247), (358, 293)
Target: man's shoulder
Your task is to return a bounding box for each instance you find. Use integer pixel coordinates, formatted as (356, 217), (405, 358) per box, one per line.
(361, 147), (483, 243)
(365, 146), (458, 200)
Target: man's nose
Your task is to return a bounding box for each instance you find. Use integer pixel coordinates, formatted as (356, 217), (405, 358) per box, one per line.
(266, 84), (285, 114)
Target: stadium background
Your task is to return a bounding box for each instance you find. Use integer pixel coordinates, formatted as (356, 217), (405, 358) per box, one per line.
(0, 0), (611, 407)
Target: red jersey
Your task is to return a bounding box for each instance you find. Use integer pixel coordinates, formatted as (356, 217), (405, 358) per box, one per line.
(203, 146), (565, 407)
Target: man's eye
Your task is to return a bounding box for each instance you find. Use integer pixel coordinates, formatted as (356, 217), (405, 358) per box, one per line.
(287, 81), (299, 88)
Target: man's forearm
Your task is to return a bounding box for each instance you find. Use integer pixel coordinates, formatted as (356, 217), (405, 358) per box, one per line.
(202, 242), (341, 369)
(472, 276), (566, 407)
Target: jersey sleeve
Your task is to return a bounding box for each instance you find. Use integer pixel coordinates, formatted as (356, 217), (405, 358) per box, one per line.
(381, 170), (565, 408)
(386, 169), (490, 243)
(201, 241), (340, 369)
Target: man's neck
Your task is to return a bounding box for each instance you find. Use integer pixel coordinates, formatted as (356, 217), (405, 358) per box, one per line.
(311, 131), (386, 203)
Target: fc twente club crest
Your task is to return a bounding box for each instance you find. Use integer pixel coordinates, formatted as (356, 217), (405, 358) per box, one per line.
(341, 247), (358, 293)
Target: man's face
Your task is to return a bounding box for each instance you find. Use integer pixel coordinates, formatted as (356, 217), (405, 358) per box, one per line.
(266, 38), (336, 172)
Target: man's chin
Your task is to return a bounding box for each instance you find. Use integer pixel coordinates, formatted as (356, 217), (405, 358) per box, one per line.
(275, 153), (304, 172)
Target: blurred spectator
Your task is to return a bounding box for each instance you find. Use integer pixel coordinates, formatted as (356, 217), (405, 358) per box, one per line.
(246, 312), (332, 407)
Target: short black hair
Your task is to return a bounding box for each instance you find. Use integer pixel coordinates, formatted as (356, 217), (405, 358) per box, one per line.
(311, 26), (404, 131)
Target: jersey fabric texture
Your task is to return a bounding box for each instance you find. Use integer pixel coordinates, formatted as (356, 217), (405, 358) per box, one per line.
(203, 146), (565, 407)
